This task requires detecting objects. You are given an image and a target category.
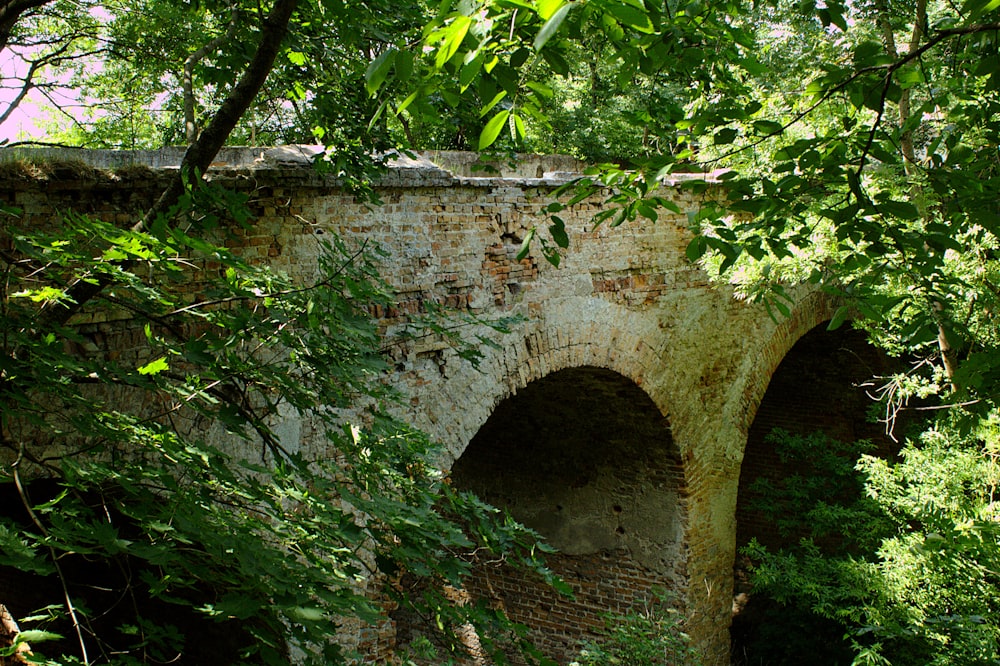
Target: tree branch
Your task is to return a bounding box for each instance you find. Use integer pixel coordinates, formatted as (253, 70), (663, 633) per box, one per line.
(12, 443), (91, 665)
(0, 40), (99, 126)
(697, 21), (1000, 170)
(184, 5), (241, 144)
(39, 0), (299, 329)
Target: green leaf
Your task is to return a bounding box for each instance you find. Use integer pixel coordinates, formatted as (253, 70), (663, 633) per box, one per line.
(459, 53), (483, 90)
(394, 49), (414, 83)
(714, 127), (738, 144)
(526, 81), (554, 99)
(896, 66), (924, 89)
(479, 109), (511, 150)
(549, 216), (569, 248)
(137, 356), (169, 376)
(364, 48), (396, 96)
(396, 90), (420, 115)
(542, 243), (561, 267)
(536, 0), (564, 20)
(686, 235), (707, 262)
(636, 201), (658, 221)
(534, 3), (571, 51)
(541, 44), (570, 75)
(288, 607), (326, 622)
(963, 0), (1000, 17)
(510, 47), (533, 69)
(853, 41), (882, 67)
(15, 630), (63, 645)
(516, 227), (536, 260)
(878, 200), (920, 220)
(827, 306), (850, 331)
(600, 0), (653, 32)
(479, 90), (507, 117)
(753, 120), (784, 136)
(435, 15), (472, 68)
(602, 12), (626, 40)
(367, 99), (389, 131)
(511, 113), (526, 141)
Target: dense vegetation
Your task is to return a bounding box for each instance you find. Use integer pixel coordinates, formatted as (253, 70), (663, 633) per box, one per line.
(1, 0), (999, 663)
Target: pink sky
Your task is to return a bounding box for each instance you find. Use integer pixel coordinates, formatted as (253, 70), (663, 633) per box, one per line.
(0, 49), (68, 143)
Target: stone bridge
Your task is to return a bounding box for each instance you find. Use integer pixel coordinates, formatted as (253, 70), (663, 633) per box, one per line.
(2, 148), (861, 665)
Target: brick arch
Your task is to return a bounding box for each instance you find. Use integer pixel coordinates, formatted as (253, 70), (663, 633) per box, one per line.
(447, 363), (687, 663)
(4, 149), (850, 665)
(737, 289), (843, 437)
(415, 296), (677, 468)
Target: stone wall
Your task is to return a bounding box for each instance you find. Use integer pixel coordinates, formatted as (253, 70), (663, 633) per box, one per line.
(0, 149), (845, 664)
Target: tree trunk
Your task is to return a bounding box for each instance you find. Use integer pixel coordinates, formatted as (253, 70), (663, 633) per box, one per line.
(875, 0), (957, 390)
(0, 604), (30, 664)
(0, 0), (50, 50)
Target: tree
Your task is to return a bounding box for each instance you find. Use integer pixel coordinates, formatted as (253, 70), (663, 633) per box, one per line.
(0, 1), (562, 664)
(0, 0), (434, 152)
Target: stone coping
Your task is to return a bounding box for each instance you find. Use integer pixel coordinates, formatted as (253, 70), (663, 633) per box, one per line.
(0, 145), (721, 188)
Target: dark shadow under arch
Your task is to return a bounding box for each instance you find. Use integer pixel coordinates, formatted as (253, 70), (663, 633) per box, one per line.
(731, 323), (901, 665)
(735, 324), (898, 550)
(448, 366), (687, 663)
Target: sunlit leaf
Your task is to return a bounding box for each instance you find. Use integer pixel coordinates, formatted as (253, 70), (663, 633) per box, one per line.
(435, 15), (472, 68)
(516, 227), (536, 260)
(534, 3), (571, 51)
(479, 109), (511, 149)
(137, 356), (169, 376)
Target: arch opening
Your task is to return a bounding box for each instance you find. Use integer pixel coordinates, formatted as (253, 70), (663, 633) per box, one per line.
(731, 323), (901, 664)
(447, 366), (687, 663)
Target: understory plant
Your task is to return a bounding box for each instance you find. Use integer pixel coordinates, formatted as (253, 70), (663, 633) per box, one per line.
(571, 589), (700, 666)
(741, 425), (1000, 666)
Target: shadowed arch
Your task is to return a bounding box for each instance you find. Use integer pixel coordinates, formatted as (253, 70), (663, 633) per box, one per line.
(738, 290), (844, 436)
(448, 365), (688, 663)
(731, 318), (900, 664)
(408, 298), (677, 468)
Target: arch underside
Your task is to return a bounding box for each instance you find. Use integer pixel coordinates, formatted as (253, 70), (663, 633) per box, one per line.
(394, 286), (845, 664)
(449, 366), (687, 663)
(732, 320), (901, 664)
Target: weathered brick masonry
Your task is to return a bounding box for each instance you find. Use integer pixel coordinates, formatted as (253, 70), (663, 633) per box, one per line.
(0, 149), (844, 664)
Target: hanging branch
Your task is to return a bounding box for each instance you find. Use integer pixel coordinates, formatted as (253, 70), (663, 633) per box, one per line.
(183, 5), (240, 144)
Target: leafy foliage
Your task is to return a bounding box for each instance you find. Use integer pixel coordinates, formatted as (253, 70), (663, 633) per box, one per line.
(741, 426), (1000, 665)
(0, 185), (556, 664)
(369, 0), (1000, 420)
(1, 0), (434, 156)
(570, 589), (700, 666)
